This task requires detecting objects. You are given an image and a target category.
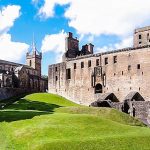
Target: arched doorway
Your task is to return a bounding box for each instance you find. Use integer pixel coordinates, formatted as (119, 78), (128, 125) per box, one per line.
(97, 100), (111, 107)
(95, 83), (102, 94)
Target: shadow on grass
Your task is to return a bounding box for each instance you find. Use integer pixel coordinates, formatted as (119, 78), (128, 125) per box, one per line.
(0, 99), (61, 122)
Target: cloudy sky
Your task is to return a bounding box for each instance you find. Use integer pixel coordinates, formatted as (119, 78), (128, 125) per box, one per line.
(1, 0), (150, 75)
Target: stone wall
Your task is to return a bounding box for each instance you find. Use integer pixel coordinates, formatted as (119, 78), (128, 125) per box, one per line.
(0, 87), (34, 101)
(49, 46), (150, 105)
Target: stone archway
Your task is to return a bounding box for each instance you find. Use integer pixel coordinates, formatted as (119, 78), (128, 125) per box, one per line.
(95, 83), (102, 94)
(97, 100), (111, 107)
(124, 91), (145, 101)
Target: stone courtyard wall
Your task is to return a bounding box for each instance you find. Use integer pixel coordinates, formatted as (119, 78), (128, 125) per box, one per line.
(0, 88), (34, 101)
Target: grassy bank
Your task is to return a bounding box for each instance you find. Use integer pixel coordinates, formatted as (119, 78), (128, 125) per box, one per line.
(0, 93), (149, 150)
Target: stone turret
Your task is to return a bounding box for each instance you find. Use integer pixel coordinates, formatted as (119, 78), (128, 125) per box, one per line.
(26, 39), (42, 77)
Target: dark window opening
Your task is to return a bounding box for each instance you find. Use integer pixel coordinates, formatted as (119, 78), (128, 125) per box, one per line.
(130, 87), (132, 90)
(95, 84), (102, 94)
(139, 87), (140, 91)
(81, 62), (84, 68)
(147, 33), (149, 40)
(114, 73), (116, 76)
(137, 64), (140, 69)
(139, 34), (142, 39)
(139, 41), (142, 44)
(142, 72), (143, 75)
(74, 63), (76, 69)
(96, 59), (100, 66)
(113, 56), (117, 63)
(128, 65), (131, 71)
(55, 67), (57, 72)
(118, 88), (119, 91)
(55, 76), (58, 81)
(105, 57), (108, 65)
(88, 60), (91, 67)
(66, 68), (71, 79)
(29, 60), (32, 66)
(122, 71), (123, 75)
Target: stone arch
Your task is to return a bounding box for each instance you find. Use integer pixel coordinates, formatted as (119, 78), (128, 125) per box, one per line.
(124, 91), (145, 101)
(97, 93), (119, 102)
(97, 100), (111, 107)
(95, 83), (102, 94)
(6, 77), (11, 87)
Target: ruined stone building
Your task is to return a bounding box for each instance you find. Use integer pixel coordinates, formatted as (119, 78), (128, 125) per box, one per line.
(48, 26), (150, 123)
(0, 42), (48, 92)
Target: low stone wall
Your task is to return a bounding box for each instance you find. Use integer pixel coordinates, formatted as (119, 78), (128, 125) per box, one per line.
(0, 88), (33, 101)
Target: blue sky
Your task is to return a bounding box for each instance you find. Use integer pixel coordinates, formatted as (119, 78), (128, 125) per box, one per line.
(1, 0), (150, 75)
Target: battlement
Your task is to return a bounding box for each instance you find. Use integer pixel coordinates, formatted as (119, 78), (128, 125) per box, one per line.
(66, 45), (150, 61)
(135, 26), (150, 33)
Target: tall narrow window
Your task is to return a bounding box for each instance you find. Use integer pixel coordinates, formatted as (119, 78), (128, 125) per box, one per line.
(137, 64), (140, 69)
(147, 33), (149, 40)
(81, 62), (84, 68)
(88, 60), (91, 67)
(113, 56), (117, 63)
(29, 60), (32, 66)
(105, 57), (108, 65)
(55, 76), (58, 81)
(55, 67), (57, 72)
(74, 63), (76, 69)
(96, 59), (99, 66)
(139, 34), (142, 39)
(128, 65), (131, 71)
(66, 69), (71, 79)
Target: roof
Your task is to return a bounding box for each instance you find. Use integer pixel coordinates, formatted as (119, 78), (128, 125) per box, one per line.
(97, 93), (119, 102)
(124, 91), (145, 101)
(0, 59), (35, 70)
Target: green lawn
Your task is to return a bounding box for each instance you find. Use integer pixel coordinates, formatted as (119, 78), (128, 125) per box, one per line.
(0, 93), (150, 150)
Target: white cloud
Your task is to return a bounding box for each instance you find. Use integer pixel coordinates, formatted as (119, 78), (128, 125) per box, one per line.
(38, 0), (71, 19)
(0, 5), (29, 62)
(41, 30), (67, 62)
(38, 0), (150, 37)
(0, 34), (29, 62)
(0, 5), (21, 34)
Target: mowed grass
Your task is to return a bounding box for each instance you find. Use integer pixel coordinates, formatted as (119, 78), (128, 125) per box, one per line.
(0, 93), (150, 150)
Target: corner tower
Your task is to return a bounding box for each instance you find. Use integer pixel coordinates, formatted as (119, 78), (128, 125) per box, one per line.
(26, 41), (42, 77)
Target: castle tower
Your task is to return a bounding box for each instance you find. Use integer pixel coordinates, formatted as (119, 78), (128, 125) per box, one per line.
(134, 26), (150, 47)
(65, 32), (79, 58)
(26, 40), (42, 77)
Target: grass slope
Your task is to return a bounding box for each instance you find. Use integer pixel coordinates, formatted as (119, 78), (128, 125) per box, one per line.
(0, 93), (150, 150)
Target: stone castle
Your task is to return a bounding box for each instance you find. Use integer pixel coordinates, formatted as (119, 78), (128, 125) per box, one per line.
(48, 26), (150, 123)
(0, 41), (48, 94)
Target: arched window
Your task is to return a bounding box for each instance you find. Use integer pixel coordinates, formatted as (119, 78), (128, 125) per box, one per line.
(95, 83), (102, 94)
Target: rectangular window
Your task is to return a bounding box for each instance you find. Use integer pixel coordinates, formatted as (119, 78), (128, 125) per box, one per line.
(66, 68), (71, 79)
(74, 63), (76, 69)
(113, 56), (117, 63)
(105, 57), (108, 65)
(55, 67), (57, 72)
(139, 34), (142, 39)
(55, 76), (58, 81)
(88, 60), (91, 67)
(81, 62), (84, 68)
(96, 59), (99, 66)
(128, 65), (131, 71)
(137, 64), (140, 69)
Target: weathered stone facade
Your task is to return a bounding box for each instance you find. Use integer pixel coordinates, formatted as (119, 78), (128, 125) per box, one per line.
(0, 42), (48, 93)
(48, 26), (150, 122)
